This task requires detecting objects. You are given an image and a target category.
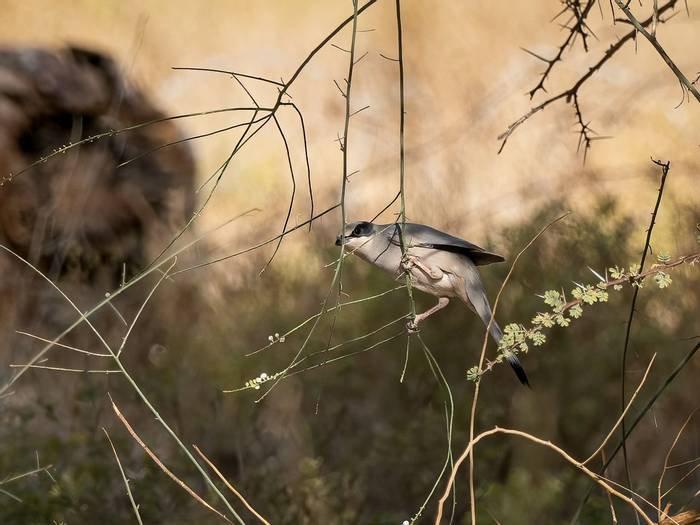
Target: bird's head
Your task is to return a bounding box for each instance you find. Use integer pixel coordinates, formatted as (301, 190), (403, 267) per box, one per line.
(335, 220), (378, 250)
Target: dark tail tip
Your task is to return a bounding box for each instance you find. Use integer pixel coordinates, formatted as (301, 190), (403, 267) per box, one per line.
(506, 354), (531, 388)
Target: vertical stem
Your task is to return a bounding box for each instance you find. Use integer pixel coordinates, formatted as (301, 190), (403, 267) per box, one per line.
(258, 0), (361, 404)
(339, 0), (360, 290)
(395, 0), (417, 325)
(619, 160), (670, 522)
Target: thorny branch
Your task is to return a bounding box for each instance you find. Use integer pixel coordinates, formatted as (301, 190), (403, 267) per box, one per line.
(521, 0), (598, 99)
(619, 158), (671, 510)
(499, 0), (679, 156)
(613, 0), (700, 103)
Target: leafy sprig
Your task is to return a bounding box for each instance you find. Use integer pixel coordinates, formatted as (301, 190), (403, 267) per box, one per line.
(470, 251), (700, 381)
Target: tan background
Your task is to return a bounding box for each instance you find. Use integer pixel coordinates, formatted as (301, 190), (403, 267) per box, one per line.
(3, 1), (697, 276)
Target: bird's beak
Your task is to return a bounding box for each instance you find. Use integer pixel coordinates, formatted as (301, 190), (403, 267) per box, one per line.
(335, 235), (343, 246)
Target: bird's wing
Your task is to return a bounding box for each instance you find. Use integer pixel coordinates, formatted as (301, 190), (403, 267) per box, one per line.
(388, 223), (505, 266)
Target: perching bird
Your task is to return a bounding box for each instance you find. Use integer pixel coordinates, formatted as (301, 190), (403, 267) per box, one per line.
(336, 221), (529, 386)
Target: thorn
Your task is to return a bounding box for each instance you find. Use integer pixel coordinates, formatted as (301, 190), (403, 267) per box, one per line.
(520, 47), (552, 63)
(588, 266), (606, 282)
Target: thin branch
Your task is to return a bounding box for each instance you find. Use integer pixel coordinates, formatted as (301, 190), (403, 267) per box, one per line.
(172, 66), (284, 86)
(193, 445), (271, 525)
(379, 53), (399, 62)
(111, 400), (233, 524)
(569, 340), (700, 524)
(281, 102), (314, 231)
(393, 0), (420, 360)
(251, 0), (365, 404)
(337, 0), (361, 301)
(465, 212), (570, 525)
(8, 364), (121, 374)
(259, 114), (297, 275)
(498, 0), (679, 154)
(613, 0), (700, 102)
(246, 285), (405, 356)
(436, 427), (657, 525)
(0, 107), (266, 185)
(16, 331), (111, 357)
(116, 114), (272, 169)
(103, 428), (144, 525)
(620, 158), (670, 504)
(583, 354), (657, 465)
(349, 104), (370, 117)
(657, 410), (697, 521)
(117, 258), (175, 358)
(170, 203), (341, 276)
(524, 0), (597, 99)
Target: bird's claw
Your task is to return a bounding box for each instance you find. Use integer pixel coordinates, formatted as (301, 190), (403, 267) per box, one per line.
(400, 255), (415, 273)
(406, 319), (420, 334)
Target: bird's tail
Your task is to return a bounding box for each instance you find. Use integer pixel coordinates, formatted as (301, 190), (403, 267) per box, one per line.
(466, 285), (531, 387)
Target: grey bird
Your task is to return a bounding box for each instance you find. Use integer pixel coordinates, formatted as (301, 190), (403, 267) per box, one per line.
(336, 221), (529, 386)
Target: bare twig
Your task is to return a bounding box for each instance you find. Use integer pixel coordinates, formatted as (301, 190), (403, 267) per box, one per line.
(657, 410), (697, 521)
(620, 158), (670, 505)
(466, 212), (570, 525)
(193, 445), (271, 525)
(117, 259), (175, 358)
(170, 203), (340, 276)
(436, 427), (657, 525)
(583, 354), (657, 465)
(570, 340), (700, 524)
(523, 0), (597, 99)
(393, 0), (420, 350)
(103, 428), (144, 525)
(111, 400), (233, 524)
(16, 331), (111, 358)
(172, 66), (284, 86)
(259, 114), (297, 275)
(614, 0), (700, 103)
(251, 0), (364, 403)
(281, 102), (314, 230)
(0, 247), (244, 522)
(659, 511), (700, 525)
(498, 0), (678, 154)
(246, 285), (405, 356)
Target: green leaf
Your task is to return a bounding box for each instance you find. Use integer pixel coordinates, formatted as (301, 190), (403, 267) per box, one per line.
(466, 366), (481, 382)
(656, 250), (671, 264)
(654, 271), (672, 288)
(569, 304), (583, 319)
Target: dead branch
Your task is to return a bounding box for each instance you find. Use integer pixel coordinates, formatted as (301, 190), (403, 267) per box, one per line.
(498, 0), (679, 155)
(613, 0), (700, 103)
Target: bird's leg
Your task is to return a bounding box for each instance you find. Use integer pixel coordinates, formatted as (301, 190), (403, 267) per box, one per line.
(401, 254), (442, 280)
(407, 297), (450, 333)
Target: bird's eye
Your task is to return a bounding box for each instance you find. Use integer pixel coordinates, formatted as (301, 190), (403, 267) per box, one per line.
(352, 225), (363, 236)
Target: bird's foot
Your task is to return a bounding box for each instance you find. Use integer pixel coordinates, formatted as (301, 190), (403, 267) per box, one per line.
(400, 254), (415, 273)
(406, 318), (420, 334)
(401, 254), (441, 280)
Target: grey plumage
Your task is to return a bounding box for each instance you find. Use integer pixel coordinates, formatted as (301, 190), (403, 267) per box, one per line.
(336, 221), (529, 386)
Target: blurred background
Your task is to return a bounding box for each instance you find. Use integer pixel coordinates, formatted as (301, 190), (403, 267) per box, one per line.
(0, 1), (698, 523)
